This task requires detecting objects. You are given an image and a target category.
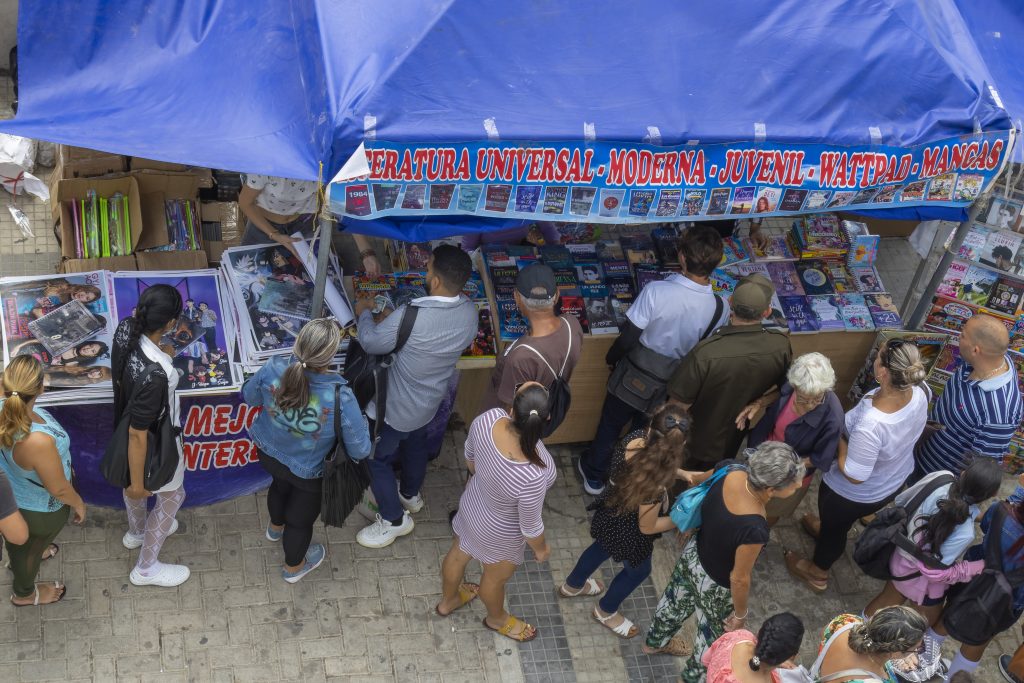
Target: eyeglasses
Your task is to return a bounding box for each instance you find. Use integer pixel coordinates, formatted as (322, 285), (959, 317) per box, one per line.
(794, 392), (825, 407)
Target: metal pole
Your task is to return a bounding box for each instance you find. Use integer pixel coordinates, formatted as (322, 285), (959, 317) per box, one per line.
(309, 214), (333, 320)
(905, 195), (988, 330)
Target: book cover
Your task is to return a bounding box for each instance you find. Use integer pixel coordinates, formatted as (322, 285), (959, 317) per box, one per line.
(835, 293), (875, 331)
(754, 187), (781, 213)
(565, 242), (598, 259)
(720, 236), (749, 267)
(655, 189), (682, 217)
(682, 189), (708, 216)
(731, 263), (771, 278)
(955, 173), (985, 202)
(849, 188), (879, 205)
(488, 266), (519, 289)
(634, 264), (665, 292)
(619, 232), (655, 251)
(924, 296), (976, 334)
(542, 186), (568, 214)
(900, 180), (928, 202)
(428, 184), (455, 210)
(462, 302), (497, 358)
(484, 184), (513, 212)
(595, 239), (625, 262)
(610, 291), (634, 327)
(514, 186), (542, 213)
(456, 184), (483, 212)
(825, 261), (857, 294)
(803, 190), (832, 210)
(745, 230), (797, 262)
(764, 293), (788, 330)
(933, 339), (961, 374)
(559, 294), (590, 333)
(400, 184), (426, 210)
(626, 248), (658, 268)
(553, 267), (580, 294)
(575, 262), (604, 285)
(985, 277), (1024, 316)
(780, 295), (819, 333)
(871, 185), (901, 204)
(628, 190), (656, 217)
(980, 230), (1024, 271)
(796, 260), (834, 295)
(707, 188), (731, 215)
(569, 187), (597, 216)
(598, 189), (625, 217)
(462, 271), (486, 301)
(806, 295), (846, 331)
(402, 242), (432, 271)
(767, 261), (804, 296)
(606, 275), (636, 297)
(496, 298), (528, 341)
(986, 197), (1024, 230)
(850, 266), (885, 293)
(344, 184), (372, 217)
(371, 183), (401, 211)
(865, 293), (903, 330)
(827, 191), (856, 208)
(956, 224), (991, 261)
(730, 186), (755, 214)
(26, 299), (103, 357)
(651, 226), (681, 266)
(602, 260), (631, 278)
(958, 264), (999, 306)
(937, 261), (968, 298)
(926, 173), (956, 201)
(779, 189), (808, 212)
(537, 245), (572, 269)
(585, 296), (618, 334)
(709, 268), (739, 296)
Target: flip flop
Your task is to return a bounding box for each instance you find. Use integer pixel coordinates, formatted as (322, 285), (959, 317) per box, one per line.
(592, 608), (638, 639)
(11, 581), (65, 607)
(435, 582), (480, 617)
(642, 636), (693, 657)
(41, 544), (59, 561)
(483, 615), (537, 642)
(784, 550), (828, 593)
(558, 578), (604, 598)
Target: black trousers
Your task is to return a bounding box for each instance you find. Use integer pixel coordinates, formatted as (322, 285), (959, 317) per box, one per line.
(813, 479), (899, 570)
(259, 450), (322, 567)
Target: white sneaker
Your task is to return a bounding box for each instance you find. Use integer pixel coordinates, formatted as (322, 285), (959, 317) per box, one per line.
(356, 513), (414, 548)
(122, 518), (179, 550)
(129, 562), (191, 587)
(398, 492), (424, 514)
(356, 488), (379, 520)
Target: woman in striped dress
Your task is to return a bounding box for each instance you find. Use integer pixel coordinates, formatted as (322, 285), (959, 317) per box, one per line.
(437, 382), (555, 642)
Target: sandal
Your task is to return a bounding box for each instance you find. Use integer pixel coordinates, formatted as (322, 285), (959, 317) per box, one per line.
(558, 578), (604, 598)
(11, 581), (66, 607)
(784, 550), (828, 593)
(641, 636), (693, 657)
(41, 544), (59, 561)
(483, 615), (537, 642)
(435, 582), (480, 616)
(592, 608), (638, 639)
(800, 514), (820, 540)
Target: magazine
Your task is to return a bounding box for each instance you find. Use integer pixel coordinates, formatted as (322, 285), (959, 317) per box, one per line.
(924, 296), (976, 334)
(26, 300), (103, 357)
(865, 293), (902, 330)
(985, 277), (1024, 316)
(957, 265), (998, 306)
(937, 261), (968, 298)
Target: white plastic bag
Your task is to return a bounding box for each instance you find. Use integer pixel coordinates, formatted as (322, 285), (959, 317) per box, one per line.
(0, 133), (37, 173)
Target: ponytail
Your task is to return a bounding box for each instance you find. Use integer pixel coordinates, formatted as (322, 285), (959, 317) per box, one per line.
(0, 356), (45, 449)
(276, 360), (311, 412)
(511, 383), (550, 467)
(751, 612), (803, 671)
(114, 284), (182, 383)
(917, 459), (1003, 552)
(275, 319), (342, 412)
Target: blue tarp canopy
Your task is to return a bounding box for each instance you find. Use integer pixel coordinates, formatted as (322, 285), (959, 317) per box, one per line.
(1, 0), (1020, 234)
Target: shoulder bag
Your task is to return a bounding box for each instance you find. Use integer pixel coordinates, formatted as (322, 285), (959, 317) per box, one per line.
(321, 384), (371, 527)
(669, 462), (743, 532)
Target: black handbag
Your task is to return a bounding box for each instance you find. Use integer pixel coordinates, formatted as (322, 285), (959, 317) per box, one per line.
(321, 384), (371, 527)
(101, 362), (181, 491)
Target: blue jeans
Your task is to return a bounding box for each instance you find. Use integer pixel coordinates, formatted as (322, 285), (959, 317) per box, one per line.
(565, 540), (652, 614)
(581, 392), (646, 482)
(366, 421), (430, 523)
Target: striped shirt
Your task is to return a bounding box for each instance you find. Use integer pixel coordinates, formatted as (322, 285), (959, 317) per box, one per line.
(452, 409), (556, 564)
(917, 355), (1023, 475)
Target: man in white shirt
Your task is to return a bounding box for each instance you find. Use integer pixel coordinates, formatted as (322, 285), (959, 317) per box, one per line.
(578, 225), (729, 494)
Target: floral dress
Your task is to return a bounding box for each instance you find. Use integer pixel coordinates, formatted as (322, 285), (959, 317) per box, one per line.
(812, 615), (896, 683)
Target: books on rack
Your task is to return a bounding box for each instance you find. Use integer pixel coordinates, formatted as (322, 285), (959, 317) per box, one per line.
(937, 261), (968, 299)
(985, 277), (1024, 317)
(842, 220), (879, 267)
(958, 265), (998, 306)
(0, 271), (116, 404)
(924, 296), (976, 334)
(865, 294), (903, 329)
(834, 293), (875, 331)
(779, 295), (819, 332)
(850, 266), (884, 293)
(766, 262), (805, 296)
(743, 228), (797, 262)
(795, 260), (834, 295)
(954, 224), (991, 261)
(806, 294), (846, 331)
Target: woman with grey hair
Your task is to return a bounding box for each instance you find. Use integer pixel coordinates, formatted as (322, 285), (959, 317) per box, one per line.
(748, 352), (844, 527)
(642, 441), (802, 682)
(811, 606), (927, 681)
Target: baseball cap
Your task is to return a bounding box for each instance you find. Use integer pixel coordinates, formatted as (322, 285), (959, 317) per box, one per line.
(516, 263), (557, 298)
(732, 273), (774, 313)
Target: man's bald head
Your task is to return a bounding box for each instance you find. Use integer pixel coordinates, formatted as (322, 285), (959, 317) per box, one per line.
(962, 315), (1010, 358)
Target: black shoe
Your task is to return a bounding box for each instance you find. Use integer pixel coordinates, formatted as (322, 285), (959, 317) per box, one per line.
(1001, 655), (1024, 683)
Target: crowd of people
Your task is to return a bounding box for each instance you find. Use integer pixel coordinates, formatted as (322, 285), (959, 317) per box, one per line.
(0, 214), (1022, 681)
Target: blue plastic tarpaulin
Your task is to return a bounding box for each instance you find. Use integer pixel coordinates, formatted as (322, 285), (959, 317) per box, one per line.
(1, 0), (1019, 235)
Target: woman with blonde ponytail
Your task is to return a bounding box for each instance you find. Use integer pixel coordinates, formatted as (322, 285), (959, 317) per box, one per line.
(0, 355), (85, 606)
(243, 318), (370, 583)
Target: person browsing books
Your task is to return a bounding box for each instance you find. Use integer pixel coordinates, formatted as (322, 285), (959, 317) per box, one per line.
(579, 225), (729, 495)
(243, 319), (371, 583)
(239, 173), (380, 274)
(354, 245), (478, 549)
(914, 315), (1023, 481)
(480, 263), (582, 412)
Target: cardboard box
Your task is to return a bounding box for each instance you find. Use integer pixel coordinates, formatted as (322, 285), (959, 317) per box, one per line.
(135, 250), (208, 271)
(204, 240), (228, 264)
(60, 255), (138, 274)
(56, 176), (144, 260)
(200, 200), (244, 244)
(132, 171), (201, 251)
(131, 158), (214, 188)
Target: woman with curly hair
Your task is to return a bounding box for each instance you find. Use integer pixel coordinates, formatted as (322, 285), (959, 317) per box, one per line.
(811, 606), (927, 682)
(702, 612), (804, 682)
(558, 403), (692, 640)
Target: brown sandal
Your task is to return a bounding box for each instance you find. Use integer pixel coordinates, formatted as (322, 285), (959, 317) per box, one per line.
(642, 636), (692, 657)
(800, 514), (820, 540)
(435, 582), (479, 616)
(784, 550), (828, 593)
(483, 615), (537, 642)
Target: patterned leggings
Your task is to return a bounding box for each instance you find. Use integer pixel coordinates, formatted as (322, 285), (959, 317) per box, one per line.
(124, 487), (186, 572)
(645, 540), (733, 683)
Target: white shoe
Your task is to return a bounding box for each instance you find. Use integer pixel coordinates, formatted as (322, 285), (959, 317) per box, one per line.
(122, 518), (179, 550)
(356, 513), (414, 548)
(398, 492), (424, 514)
(129, 562), (191, 587)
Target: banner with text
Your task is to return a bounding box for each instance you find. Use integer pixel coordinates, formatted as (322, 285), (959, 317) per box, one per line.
(328, 131), (1012, 223)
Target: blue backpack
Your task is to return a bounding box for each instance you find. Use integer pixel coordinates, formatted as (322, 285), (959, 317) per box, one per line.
(670, 464), (745, 532)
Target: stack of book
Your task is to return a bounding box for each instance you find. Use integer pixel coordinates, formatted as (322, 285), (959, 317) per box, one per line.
(790, 214), (850, 259)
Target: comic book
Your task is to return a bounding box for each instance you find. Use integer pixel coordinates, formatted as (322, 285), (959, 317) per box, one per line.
(924, 296), (976, 334)
(901, 180), (928, 202)
(926, 173), (957, 201)
(709, 268), (739, 296)
(957, 265), (998, 306)
(766, 262), (804, 296)
(937, 261), (968, 298)
(985, 277), (1024, 317)
(952, 224), (991, 262)
(779, 295), (819, 333)
(955, 174), (985, 202)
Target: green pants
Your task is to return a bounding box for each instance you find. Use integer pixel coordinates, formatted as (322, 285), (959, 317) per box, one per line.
(645, 540), (733, 683)
(5, 506), (69, 598)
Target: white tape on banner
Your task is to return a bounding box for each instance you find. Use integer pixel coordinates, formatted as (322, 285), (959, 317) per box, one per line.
(686, 139), (700, 146)
(363, 115), (377, 141)
(645, 126), (662, 144)
(329, 142), (370, 184)
(583, 122), (596, 142)
(483, 118), (500, 141)
(868, 126), (882, 145)
(754, 122), (766, 142)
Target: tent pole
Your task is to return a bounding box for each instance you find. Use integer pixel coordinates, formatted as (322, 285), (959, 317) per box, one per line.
(309, 215), (332, 320)
(905, 196), (987, 330)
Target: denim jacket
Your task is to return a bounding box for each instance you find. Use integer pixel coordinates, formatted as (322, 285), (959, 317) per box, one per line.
(242, 356), (371, 479)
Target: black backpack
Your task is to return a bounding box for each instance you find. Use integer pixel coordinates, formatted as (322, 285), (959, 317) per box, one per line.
(852, 473), (955, 581)
(342, 305), (419, 432)
(505, 317), (574, 438)
(942, 503), (1024, 646)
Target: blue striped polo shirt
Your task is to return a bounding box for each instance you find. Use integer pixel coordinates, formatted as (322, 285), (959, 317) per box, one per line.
(916, 354), (1023, 475)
